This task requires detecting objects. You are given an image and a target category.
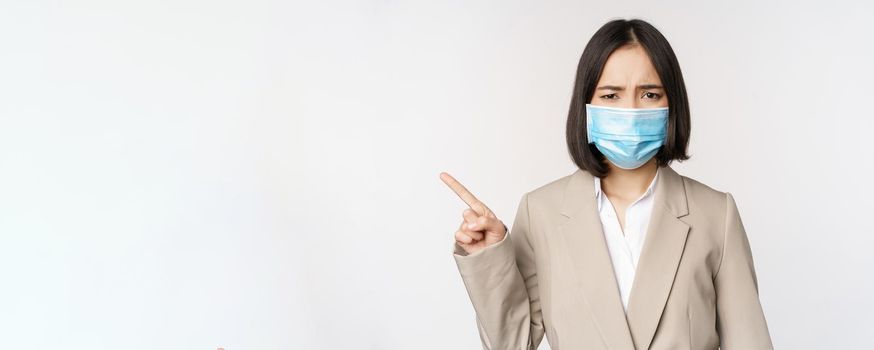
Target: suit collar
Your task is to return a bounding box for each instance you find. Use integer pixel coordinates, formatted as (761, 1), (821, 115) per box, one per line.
(563, 165), (687, 219)
(592, 166), (661, 213)
(556, 165), (690, 350)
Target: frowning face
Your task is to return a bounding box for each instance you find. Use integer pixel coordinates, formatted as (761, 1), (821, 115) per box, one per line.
(590, 44), (669, 110)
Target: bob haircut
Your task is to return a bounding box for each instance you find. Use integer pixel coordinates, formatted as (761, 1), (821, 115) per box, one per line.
(566, 19), (691, 178)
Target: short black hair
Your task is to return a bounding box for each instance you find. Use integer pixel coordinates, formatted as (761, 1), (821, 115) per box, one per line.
(566, 18), (691, 178)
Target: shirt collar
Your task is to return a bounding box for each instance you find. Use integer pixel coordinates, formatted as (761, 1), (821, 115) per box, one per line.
(593, 167), (660, 211)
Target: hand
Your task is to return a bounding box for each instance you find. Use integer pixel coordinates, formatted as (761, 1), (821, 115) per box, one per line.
(440, 172), (507, 255)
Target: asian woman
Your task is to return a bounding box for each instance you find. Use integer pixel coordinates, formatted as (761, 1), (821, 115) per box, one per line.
(440, 18), (773, 350)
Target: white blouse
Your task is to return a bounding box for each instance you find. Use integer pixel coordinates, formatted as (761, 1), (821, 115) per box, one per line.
(593, 167), (660, 313)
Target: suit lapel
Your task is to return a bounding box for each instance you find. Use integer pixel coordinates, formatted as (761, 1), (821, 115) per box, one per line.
(557, 168), (635, 350)
(556, 165), (689, 350)
(625, 165), (690, 350)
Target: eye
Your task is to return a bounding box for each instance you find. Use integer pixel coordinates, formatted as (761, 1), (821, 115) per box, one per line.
(600, 93), (619, 100)
(642, 92), (662, 100)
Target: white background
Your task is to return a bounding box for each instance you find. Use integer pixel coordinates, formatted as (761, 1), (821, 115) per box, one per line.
(1, 0), (872, 349)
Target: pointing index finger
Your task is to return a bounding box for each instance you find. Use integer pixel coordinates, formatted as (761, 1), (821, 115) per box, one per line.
(439, 172), (491, 214)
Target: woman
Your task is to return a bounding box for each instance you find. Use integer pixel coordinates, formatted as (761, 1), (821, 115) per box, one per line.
(439, 19), (773, 349)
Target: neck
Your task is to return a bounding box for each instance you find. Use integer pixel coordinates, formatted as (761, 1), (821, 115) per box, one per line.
(601, 159), (659, 201)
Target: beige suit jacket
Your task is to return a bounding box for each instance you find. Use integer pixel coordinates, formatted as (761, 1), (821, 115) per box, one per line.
(452, 165), (773, 349)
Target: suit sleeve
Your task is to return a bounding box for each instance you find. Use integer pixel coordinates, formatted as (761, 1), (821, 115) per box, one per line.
(714, 192), (774, 349)
(452, 192), (545, 349)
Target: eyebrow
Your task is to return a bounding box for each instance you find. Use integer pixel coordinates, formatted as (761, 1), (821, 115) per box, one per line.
(596, 84), (664, 91)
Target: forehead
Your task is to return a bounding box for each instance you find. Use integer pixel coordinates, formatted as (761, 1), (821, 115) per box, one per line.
(597, 44), (662, 85)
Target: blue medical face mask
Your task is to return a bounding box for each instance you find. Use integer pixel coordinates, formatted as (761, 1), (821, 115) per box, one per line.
(585, 103), (668, 170)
